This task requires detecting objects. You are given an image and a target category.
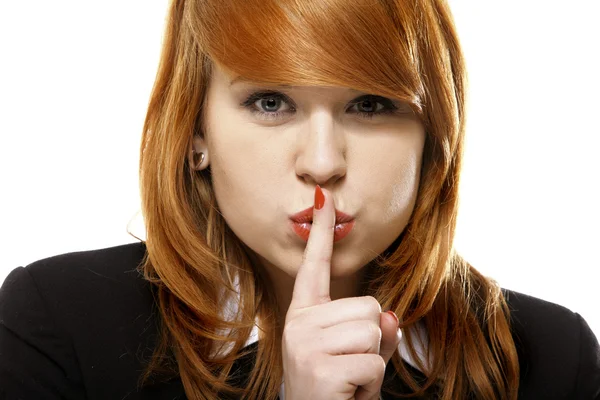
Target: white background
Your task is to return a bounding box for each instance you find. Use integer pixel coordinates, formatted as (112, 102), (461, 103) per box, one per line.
(0, 1), (598, 337)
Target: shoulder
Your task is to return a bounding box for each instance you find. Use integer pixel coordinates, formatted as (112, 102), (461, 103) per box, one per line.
(1, 241), (154, 339)
(501, 288), (600, 399)
(502, 288), (584, 344)
(2, 242), (152, 327)
(0, 242), (179, 398)
(20, 240), (148, 286)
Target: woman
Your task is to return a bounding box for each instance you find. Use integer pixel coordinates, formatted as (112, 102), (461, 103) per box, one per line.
(1, 0), (599, 399)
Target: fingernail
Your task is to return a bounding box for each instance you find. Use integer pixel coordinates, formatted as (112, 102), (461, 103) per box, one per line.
(314, 185), (325, 210)
(385, 310), (399, 325)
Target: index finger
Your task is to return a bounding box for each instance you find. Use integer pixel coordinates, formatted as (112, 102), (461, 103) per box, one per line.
(289, 185), (336, 310)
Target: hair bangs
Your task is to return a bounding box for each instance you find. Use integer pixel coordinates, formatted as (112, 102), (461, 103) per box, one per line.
(189, 0), (425, 117)
(140, 0), (520, 398)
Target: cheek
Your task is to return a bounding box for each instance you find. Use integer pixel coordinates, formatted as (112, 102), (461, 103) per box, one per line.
(361, 130), (425, 216)
(210, 147), (273, 255)
(210, 139), (287, 202)
(206, 127), (290, 244)
(359, 132), (424, 225)
(210, 141), (262, 215)
(208, 119), (258, 193)
(382, 153), (422, 223)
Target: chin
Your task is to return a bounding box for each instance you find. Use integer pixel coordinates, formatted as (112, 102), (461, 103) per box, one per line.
(242, 230), (384, 281)
(330, 248), (378, 278)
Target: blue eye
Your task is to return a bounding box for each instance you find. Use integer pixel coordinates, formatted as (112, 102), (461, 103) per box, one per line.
(240, 91), (399, 121)
(241, 91), (295, 121)
(348, 95), (399, 120)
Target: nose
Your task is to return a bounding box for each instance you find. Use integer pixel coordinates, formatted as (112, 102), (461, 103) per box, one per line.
(295, 111), (347, 186)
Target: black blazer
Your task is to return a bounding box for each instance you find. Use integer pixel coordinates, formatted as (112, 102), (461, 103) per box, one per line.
(1, 242), (599, 399)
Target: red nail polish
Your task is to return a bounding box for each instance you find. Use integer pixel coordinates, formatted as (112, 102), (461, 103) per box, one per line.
(385, 310), (399, 325)
(314, 185), (325, 210)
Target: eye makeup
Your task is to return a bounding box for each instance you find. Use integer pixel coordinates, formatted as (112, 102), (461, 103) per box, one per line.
(239, 90), (405, 121)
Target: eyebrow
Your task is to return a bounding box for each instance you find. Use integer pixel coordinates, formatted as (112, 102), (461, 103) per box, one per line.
(228, 77), (366, 97)
(229, 76), (293, 88)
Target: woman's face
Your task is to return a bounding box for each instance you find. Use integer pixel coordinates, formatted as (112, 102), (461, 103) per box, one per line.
(203, 63), (426, 283)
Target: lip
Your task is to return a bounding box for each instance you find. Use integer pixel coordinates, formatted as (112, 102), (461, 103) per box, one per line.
(289, 206), (355, 243)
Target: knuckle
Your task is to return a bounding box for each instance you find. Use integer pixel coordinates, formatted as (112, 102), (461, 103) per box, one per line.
(363, 295), (382, 314)
(283, 317), (298, 333)
(294, 351), (312, 367)
(282, 330), (295, 351)
(366, 322), (382, 345)
(316, 295), (332, 305)
(284, 342), (313, 366)
(282, 320), (302, 346)
(369, 355), (386, 377)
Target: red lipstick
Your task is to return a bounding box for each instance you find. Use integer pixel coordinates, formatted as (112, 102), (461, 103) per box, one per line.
(289, 207), (355, 242)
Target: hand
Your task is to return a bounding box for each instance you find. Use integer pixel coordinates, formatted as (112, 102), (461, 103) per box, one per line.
(282, 185), (401, 400)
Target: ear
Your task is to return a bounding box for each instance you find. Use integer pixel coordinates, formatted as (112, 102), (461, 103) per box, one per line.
(189, 134), (210, 171)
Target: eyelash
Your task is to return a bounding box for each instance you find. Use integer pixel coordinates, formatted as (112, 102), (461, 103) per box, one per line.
(240, 91), (400, 121)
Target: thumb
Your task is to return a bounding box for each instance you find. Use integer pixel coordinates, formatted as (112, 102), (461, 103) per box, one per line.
(379, 311), (402, 365)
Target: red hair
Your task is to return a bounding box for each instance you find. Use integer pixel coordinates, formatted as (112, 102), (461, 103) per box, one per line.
(137, 0), (520, 398)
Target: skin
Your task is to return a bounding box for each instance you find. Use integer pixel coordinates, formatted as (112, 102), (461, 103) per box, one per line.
(191, 62), (426, 398)
(283, 187), (404, 399)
